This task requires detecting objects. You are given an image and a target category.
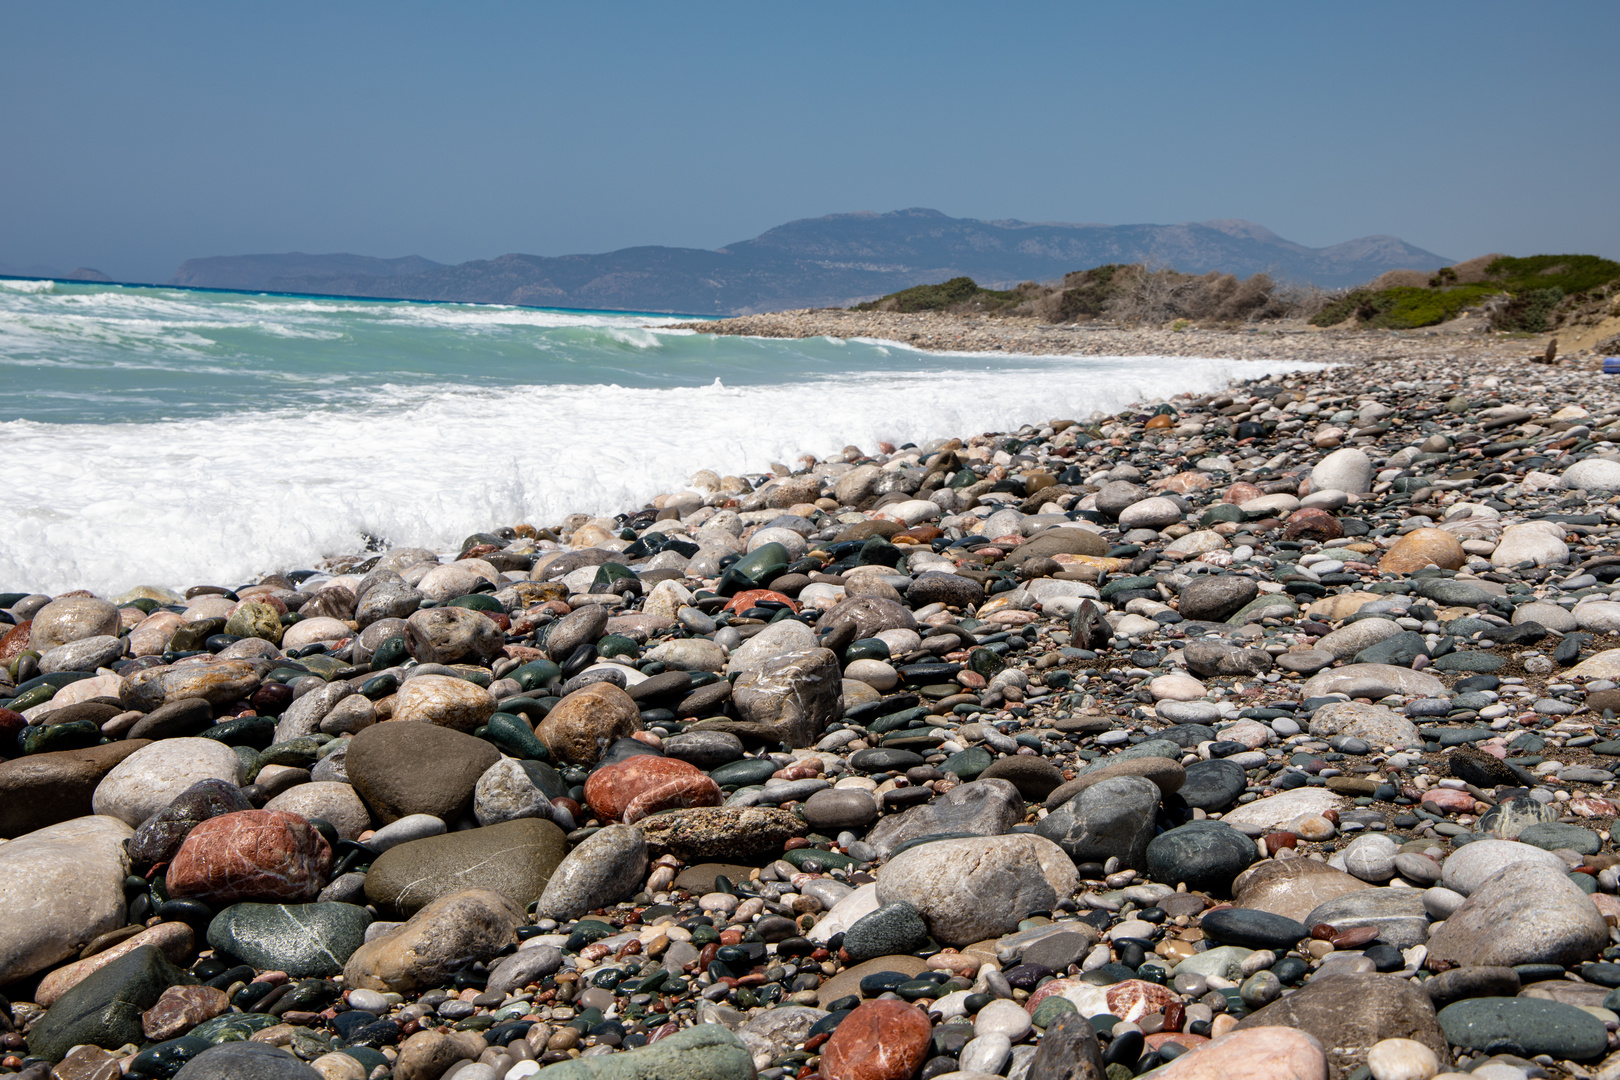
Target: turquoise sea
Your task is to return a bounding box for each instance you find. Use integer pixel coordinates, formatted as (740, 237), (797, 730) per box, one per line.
(0, 278), (1309, 594)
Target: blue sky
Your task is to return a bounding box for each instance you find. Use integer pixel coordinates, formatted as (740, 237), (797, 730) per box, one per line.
(4, 2), (1617, 281)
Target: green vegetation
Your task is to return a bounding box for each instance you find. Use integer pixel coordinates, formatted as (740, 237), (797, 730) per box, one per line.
(1311, 254), (1620, 332)
(1053, 264), (1130, 320)
(1485, 254), (1620, 296)
(853, 276), (1024, 313)
(857, 252), (1620, 335)
(1310, 284), (1498, 330)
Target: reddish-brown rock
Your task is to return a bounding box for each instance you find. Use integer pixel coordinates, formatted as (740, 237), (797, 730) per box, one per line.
(584, 755), (722, 823)
(1284, 508), (1344, 542)
(141, 984), (230, 1040)
(1224, 482), (1265, 505)
(820, 999), (932, 1080)
(0, 620), (31, 663)
(49, 1045), (121, 1080)
(0, 707), (26, 759)
(167, 809), (332, 904)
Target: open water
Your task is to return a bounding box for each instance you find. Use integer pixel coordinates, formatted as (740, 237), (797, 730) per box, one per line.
(0, 278), (1313, 594)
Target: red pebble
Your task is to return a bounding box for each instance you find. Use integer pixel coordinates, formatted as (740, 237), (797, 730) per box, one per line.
(1330, 925), (1379, 949)
(820, 999), (932, 1080)
(583, 756), (721, 823)
(166, 811), (331, 905)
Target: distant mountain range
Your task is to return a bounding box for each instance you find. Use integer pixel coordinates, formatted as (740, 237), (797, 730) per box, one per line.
(165, 209), (1450, 315)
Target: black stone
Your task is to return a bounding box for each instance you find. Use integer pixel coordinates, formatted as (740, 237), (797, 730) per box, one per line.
(1199, 908), (1308, 951)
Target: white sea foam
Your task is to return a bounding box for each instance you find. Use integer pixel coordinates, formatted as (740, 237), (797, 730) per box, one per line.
(0, 352), (1317, 595)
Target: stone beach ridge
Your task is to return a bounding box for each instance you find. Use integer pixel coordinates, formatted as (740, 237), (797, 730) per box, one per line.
(4, 324), (1620, 1080)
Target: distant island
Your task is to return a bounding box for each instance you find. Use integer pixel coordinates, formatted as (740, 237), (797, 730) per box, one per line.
(0, 263), (111, 282)
(164, 208), (1448, 315)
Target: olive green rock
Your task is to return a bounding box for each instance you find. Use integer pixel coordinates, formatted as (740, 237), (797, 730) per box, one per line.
(527, 1023), (754, 1080)
(224, 601), (284, 646)
(28, 945), (195, 1062)
(363, 817), (567, 917)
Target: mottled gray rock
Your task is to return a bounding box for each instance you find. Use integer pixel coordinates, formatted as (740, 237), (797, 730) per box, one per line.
(865, 777), (1025, 857)
(1427, 862), (1609, 968)
(533, 824), (648, 922)
(875, 834), (1077, 947)
(1034, 775), (1159, 870)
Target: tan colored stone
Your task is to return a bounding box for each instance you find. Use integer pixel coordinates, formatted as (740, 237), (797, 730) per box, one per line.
(1233, 859), (1372, 923)
(1378, 528), (1466, 574)
(0, 815), (133, 986)
(343, 888), (524, 993)
(392, 1030), (490, 1080)
(36, 921), (195, 1006)
(534, 681), (642, 765)
(29, 596), (120, 652)
(390, 674), (496, 732)
(1306, 592), (1381, 621)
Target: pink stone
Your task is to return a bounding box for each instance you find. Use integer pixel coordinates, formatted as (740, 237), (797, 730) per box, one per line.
(1150, 1026), (1327, 1080)
(142, 984), (230, 1040)
(166, 809), (332, 905)
(1106, 979), (1180, 1022)
(1420, 789), (1475, 814)
(1572, 796), (1618, 818)
(1224, 483), (1264, 505)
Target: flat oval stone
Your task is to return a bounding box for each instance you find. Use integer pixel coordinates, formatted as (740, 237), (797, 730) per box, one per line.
(1437, 996), (1609, 1059)
(1199, 908), (1307, 951)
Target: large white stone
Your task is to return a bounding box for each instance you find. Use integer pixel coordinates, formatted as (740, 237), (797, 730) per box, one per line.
(1440, 839), (1566, 896)
(91, 737), (244, 826)
(1316, 618), (1405, 660)
(1118, 497), (1185, 530)
(1567, 647), (1620, 680)
(1490, 522), (1568, 568)
(0, 816), (133, 983)
(1563, 457), (1620, 491)
(1574, 603), (1620, 635)
(876, 834), (1077, 946)
(1219, 787), (1345, 831)
(1300, 664), (1446, 701)
(1311, 447), (1373, 494)
(726, 619), (819, 676)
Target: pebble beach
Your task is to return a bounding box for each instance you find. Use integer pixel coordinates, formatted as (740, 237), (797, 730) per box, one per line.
(6, 322), (1620, 1080)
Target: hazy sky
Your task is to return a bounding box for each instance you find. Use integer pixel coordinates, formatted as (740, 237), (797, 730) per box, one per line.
(4, 2), (1617, 281)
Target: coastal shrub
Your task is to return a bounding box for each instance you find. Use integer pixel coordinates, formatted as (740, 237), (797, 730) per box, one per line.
(1105, 266), (1293, 325)
(1485, 254), (1620, 297)
(1053, 264), (1129, 320)
(1310, 284), (1496, 329)
(1309, 255), (1620, 331)
(1492, 287), (1565, 332)
(854, 276), (1022, 313)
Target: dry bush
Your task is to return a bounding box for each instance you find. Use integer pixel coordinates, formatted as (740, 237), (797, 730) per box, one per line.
(1367, 269), (1433, 289)
(1104, 267), (1302, 324)
(1449, 254), (1507, 284)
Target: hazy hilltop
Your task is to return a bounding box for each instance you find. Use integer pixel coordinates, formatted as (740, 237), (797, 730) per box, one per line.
(164, 208), (1449, 314)
(168, 253), (443, 293)
(0, 262), (112, 282)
